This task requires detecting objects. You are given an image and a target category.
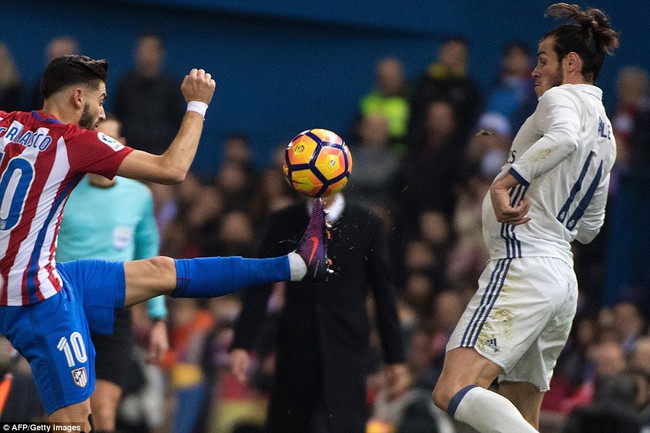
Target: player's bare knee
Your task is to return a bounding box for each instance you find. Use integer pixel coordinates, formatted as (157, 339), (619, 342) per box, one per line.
(124, 256), (178, 305)
(145, 256), (176, 281)
(431, 381), (452, 411)
(431, 387), (446, 411)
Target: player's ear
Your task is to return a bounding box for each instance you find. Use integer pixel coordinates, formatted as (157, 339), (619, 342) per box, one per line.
(565, 52), (582, 73)
(71, 87), (84, 109)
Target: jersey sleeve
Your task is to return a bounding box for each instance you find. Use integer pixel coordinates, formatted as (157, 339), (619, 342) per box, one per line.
(574, 171), (609, 244)
(65, 128), (134, 178)
(510, 88), (581, 185)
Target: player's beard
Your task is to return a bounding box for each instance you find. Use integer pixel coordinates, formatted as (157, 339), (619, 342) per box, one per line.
(78, 103), (96, 130)
(552, 63), (564, 88)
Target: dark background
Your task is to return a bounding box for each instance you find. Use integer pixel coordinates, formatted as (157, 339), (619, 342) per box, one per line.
(1, 0), (646, 177)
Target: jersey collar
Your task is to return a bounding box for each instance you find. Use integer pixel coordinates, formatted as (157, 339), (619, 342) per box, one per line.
(31, 110), (64, 124)
(574, 84), (603, 101)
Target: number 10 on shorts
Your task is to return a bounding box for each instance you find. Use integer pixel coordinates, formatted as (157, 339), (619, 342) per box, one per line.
(57, 332), (88, 367)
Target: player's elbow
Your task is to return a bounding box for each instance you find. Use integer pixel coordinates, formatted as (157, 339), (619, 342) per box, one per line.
(575, 213), (605, 244)
(576, 227), (601, 244)
(576, 233), (597, 244)
(148, 172), (185, 185)
(162, 168), (187, 184)
(155, 160), (188, 184)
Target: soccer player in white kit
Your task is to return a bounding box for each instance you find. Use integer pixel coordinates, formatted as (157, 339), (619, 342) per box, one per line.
(432, 4), (620, 433)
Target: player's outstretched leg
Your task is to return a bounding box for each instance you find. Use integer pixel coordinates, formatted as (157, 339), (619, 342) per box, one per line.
(292, 197), (332, 281)
(123, 198), (332, 307)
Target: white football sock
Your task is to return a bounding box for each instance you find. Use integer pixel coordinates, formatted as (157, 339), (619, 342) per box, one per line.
(451, 386), (539, 433)
(288, 252), (307, 281)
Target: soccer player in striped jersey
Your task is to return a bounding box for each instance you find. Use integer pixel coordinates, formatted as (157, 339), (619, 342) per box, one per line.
(432, 4), (620, 433)
(0, 55), (329, 431)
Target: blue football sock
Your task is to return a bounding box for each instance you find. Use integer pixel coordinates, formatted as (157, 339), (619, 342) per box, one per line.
(171, 256), (291, 298)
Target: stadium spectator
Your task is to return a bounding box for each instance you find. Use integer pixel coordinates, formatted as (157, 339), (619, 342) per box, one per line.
(561, 340), (641, 433)
(485, 41), (536, 132)
(369, 363), (457, 433)
(215, 209), (256, 257)
(463, 112), (512, 180)
(394, 99), (463, 239)
(113, 33), (185, 155)
(26, 36), (79, 110)
(609, 66), (649, 173)
(213, 133), (260, 213)
(358, 57), (410, 155)
(611, 301), (646, 355)
(163, 299), (214, 433)
(0, 42), (24, 111)
(220, 133), (259, 181)
(631, 336), (650, 374)
(407, 37), (482, 149)
(346, 113), (401, 215)
(214, 161), (256, 215)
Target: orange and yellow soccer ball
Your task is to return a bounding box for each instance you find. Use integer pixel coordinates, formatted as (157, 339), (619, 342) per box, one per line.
(282, 129), (353, 198)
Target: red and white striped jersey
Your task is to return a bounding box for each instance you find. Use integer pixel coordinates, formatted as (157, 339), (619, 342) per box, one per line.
(0, 110), (134, 306)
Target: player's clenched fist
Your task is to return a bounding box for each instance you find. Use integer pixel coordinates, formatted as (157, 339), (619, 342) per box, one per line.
(181, 68), (216, 105)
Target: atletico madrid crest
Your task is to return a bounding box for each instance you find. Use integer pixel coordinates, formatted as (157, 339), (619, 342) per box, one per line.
(71, 367), (88, 388)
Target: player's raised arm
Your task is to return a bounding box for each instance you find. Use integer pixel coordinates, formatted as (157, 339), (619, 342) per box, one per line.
(116, 68), (216, 184)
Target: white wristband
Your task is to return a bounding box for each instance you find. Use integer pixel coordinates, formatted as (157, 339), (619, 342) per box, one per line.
(187, 101), (208, 117)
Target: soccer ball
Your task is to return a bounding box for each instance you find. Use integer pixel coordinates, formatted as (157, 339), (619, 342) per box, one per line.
(282, 129), (353, 198)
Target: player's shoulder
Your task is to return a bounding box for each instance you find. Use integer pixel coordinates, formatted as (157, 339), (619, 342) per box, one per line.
(540, 85), (577, 101)
(543, 84), (598, 103)
(64, 126), (127, 153)
(0, 109), (28, 124)
(0, 110), (12, 126)
(538, 85), (587, 112)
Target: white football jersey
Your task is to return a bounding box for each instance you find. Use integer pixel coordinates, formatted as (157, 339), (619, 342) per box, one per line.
(482, 84), (616, 264)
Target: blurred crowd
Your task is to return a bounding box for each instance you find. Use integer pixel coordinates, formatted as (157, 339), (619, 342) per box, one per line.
(1, 33), (650, 433)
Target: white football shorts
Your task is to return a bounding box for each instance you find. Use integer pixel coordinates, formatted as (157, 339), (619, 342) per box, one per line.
(446, 256), (578, 391)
